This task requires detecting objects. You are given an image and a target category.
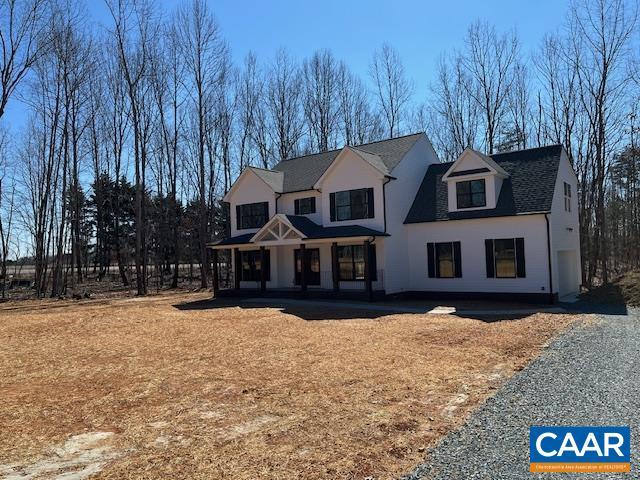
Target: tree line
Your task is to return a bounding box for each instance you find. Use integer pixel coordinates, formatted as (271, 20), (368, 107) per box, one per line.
(0, 0), (638, 298)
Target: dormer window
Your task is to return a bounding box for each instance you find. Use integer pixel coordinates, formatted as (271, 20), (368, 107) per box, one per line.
(456, 179), (486, 209)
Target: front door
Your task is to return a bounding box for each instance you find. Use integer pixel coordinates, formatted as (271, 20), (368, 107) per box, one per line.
(294, 248), (320, 285)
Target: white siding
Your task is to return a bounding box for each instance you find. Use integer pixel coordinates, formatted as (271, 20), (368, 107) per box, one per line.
(383, 135), (439, 293)
(548, 149), (581, 295)
(319, 149), (385, 231)
(406, 215), (552, 294)
(278, 191), (322, 224)
(227, 171), (276, 237)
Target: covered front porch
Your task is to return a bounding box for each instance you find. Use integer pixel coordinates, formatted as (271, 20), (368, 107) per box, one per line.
(208, 214), (387, 301)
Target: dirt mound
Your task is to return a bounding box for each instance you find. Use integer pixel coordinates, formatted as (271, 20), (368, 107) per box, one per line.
(580, 270), (640, 306)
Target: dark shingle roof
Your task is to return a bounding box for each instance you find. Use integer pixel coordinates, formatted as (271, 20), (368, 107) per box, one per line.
(404, 145), (563, 224)
(248, 167), (284, 192)
(207, 233), (254, 246)
(272, 133), (424, 192)
(285, 215), (388, 239)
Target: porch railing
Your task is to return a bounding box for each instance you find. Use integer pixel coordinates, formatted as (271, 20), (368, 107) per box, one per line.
(216, 269), (385, 292)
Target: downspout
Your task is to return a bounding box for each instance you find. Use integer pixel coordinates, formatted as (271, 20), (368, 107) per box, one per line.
(275, 193), (282, 214)
(382, 177), (392, 233)
(545, 214), (554, 304)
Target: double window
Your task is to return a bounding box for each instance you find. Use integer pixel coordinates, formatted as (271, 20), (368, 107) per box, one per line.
(294, 196), (316, 215)
(485, 238), (526, 278)
(564, 182), (572, 212)
(337, 245), (377, 281)
(330, 188), (374, 221)
(236, 202), (268, 230)
(240, 250), (270, 281)
(427, 242), (462, 278)
(456, 179), (486, 209)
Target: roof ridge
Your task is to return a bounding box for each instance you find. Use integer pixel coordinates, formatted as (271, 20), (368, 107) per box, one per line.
(247, 166), (282, 174)
(278, 132), (425, 163)
(490, 144), (563, 158)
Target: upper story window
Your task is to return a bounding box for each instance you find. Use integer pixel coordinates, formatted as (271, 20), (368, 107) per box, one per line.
(456, 179), (486, 209)
(564, 182), (572, 212)
(294, 197), (316, 215)
(236, 202), (268, 230)
(330, 188), (374, 221)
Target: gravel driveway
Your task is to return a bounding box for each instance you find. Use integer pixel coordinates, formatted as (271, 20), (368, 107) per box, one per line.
(403, 310), (640, 479)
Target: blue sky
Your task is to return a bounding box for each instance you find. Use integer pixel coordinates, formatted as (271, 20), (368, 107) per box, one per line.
(3, 0), (570, 134)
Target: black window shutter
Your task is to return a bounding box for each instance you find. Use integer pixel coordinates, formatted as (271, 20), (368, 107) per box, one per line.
(310, 196), (316, 213)
(294, 199), (300, 215)
(515, 237), (526, 278)
(330, 193), (336, 221)
(485, 239), (495, 278)
(367, 188), (375, 218)
(236, 205), (241, 230)
(427, 243), (435, 278)
(453, 242), (462, 278)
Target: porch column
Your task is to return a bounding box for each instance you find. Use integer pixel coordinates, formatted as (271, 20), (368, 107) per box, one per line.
(300, 243), (307, 292)
(212, 249), (219, 298)
(331, 242), (339, 292)
(233, 248), (241, 290)
(260, 246), (267, 294)
(364, 240), (373, 301)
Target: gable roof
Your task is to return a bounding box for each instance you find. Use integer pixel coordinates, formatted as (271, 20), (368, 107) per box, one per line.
(284, 215), (388, 239)
(249, 167), (284, 192)
(442, 147), (508, 180)
(207, 215), (388, 248)
(223, 166), (284, 201)
(271, 133), (424, 193)
(405, 144), (564, 224)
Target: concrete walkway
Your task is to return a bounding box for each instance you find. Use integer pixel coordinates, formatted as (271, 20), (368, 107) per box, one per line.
(402, 310), (640, 479)
(242, 297), (566, 316)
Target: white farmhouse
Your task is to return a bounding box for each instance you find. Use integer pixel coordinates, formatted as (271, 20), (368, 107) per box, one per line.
(208, 133), (581, 303)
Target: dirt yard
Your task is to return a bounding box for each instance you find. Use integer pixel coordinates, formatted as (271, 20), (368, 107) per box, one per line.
(0, 293), (574, 479)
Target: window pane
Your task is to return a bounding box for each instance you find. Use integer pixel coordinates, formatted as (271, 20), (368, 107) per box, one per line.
(310, 250), (320, 273)
(456, 180), (486, 208)
(472, 192), (486, 206)
(337, 206), (351, 221)
(335, 191), (350, 206)
(494, 239), (516, 278)
(471, 180), (485, 193)
(436, 243), (454, 278)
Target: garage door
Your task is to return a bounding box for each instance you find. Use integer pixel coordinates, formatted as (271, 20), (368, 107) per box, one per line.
(557, 250), (578, 297)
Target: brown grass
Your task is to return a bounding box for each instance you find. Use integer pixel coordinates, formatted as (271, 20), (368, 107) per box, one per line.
(0, 293), (575, 479)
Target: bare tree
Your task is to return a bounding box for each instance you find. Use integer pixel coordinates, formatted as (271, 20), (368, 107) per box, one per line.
(337, 62), (381, 145)
(370, 43), (412, 138)
(236, 52), (262, 169)
(570, 0), (637, 284)
(0, 126), (15, 297)
(462, 22), (519, 153)
(175, 0), (228, 289)
(429, 55), (481, 160)
(302, 50), (339, 152)
(267, 49), (303, 161)
(106, 0), (157, 295)
(0, 0), (47, 120)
